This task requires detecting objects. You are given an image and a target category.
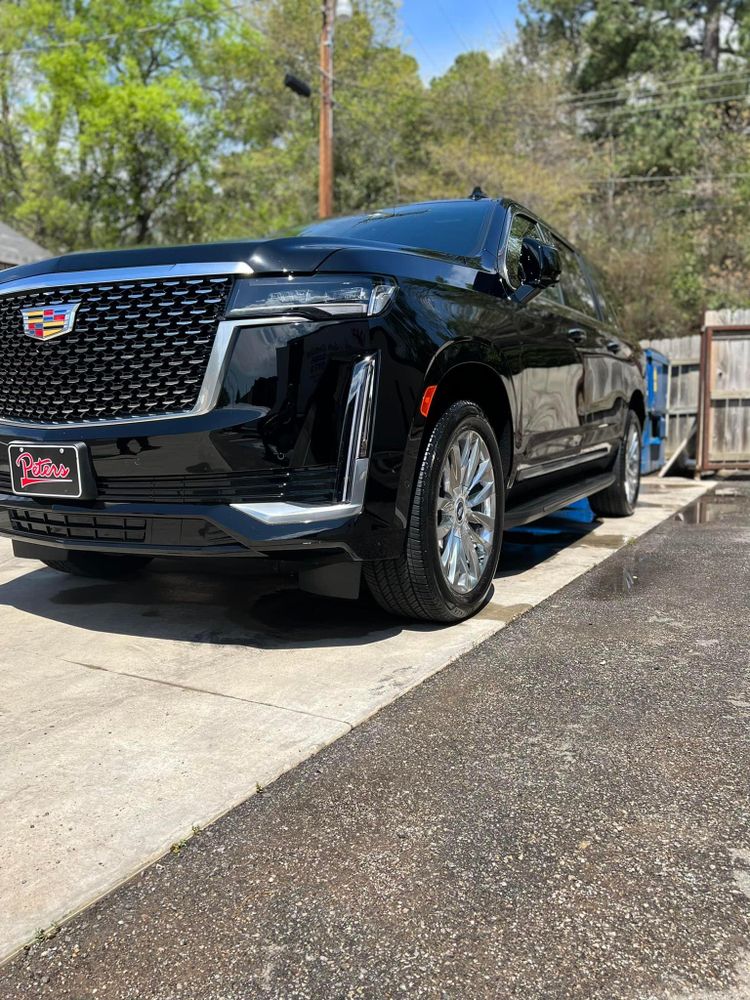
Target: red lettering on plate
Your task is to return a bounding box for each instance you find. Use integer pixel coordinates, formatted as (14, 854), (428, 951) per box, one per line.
(15, 451), (71, 488)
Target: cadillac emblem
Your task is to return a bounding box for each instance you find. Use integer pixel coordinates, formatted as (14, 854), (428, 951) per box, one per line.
(21, 301), (81, 341)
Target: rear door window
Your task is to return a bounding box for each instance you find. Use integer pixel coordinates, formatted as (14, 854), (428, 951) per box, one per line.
(557, 244), (598, 317)
(588, 266), (620, 328)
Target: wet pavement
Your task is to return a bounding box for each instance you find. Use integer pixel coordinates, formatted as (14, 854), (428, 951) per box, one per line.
(1, 477), (748, 999)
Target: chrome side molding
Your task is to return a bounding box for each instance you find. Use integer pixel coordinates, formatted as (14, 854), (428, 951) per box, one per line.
(232, 354), (378, 526)
(516, 442), (613, 481)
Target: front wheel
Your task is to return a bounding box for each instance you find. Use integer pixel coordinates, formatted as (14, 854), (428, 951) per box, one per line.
(365, 400), (504, 622)
(589, 410), (642, 518)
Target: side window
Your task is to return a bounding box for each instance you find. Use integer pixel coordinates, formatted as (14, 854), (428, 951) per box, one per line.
(589, 266), (620, 328)
(504, 214), (538, 288)
(557, 244), (597, 317)
(537, 279), (563, 305)
(504, 214), (563, 304)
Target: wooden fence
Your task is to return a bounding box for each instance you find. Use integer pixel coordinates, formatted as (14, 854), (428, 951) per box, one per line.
(641, 334), (701, 467)
(643, 310), (750, 473)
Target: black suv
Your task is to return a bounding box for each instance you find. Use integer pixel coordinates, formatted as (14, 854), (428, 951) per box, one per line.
(0, 197), (645, 622)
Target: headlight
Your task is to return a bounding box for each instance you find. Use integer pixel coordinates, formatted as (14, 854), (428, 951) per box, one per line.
(226, 275), (397, 320)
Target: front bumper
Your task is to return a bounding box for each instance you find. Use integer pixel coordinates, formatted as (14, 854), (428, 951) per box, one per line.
(0, 499), (365, 560)
(0, 352), (377, 561)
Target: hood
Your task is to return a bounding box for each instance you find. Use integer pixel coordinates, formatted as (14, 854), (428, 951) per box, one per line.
(0, 236), (351, 287)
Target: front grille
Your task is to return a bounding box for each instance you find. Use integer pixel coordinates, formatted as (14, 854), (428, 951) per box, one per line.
(0, 466), (338, 505)
(0, 276), (232, 424)
(1, 508), (236, 548)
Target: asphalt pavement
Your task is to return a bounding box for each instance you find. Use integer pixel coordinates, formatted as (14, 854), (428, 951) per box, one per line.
(1, 480), (749, 1000)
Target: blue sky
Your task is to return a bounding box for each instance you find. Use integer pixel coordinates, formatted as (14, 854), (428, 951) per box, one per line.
(398, 0), (520, 81)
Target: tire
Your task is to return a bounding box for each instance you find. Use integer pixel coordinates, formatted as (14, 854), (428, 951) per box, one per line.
(589, 410), (642, 518)
(42, 551), (153, 579)
(365, 400), (504, 622)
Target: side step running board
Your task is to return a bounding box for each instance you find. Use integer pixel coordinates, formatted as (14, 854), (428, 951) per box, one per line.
(504, 473), (615, 530)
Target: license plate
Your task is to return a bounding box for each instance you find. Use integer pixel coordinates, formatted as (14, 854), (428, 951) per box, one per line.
(8, 442), (92, 499)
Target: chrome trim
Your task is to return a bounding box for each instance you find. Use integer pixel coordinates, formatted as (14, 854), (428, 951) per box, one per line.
(0, 261), (252, 297)
(517, 442), (613, 482)
(0, 313), (349, 431)
(232, 490), (364, 527)
(340, 354), (377, 501)
(0, 263), (260, 430)
(0, 317), (242, 431)
(232, 354), (377, 526)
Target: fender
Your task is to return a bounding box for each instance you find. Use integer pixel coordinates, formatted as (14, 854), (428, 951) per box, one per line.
(393, 337), (521, 528)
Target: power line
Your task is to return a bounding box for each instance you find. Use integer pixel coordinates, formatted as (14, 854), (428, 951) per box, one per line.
(483, 1), (507, 37)
(335, 76), (750, 126)
(559, 73), (750, 111)
(580, 90), (750, 119)
(558, 67), (750, 104)
(432, 0), (472, 53)
(401, 17), (442, 78)
(563, 72), (750, 110)
(590, 171), (750, 185)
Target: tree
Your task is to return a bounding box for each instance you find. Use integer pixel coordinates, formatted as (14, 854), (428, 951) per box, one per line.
(0, 0), (243, 250)
(401, 50), (600, 235)
(0, 0), (426, 249)
(517, 0), (750, 338)
(204, 0), (427, 238)
(2, 0), (749, 341)
(520, 1), (750, 84)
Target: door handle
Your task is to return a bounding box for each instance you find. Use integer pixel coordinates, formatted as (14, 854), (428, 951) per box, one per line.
(606, 339), (620, 353)
(567, 328), (586, 344)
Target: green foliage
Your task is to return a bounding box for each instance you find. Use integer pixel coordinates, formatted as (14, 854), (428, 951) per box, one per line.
(0, 0), (425, 246)
(519, 0), (750, 337)
(0, 0), (234, 248)
(407, 49), (602, 233)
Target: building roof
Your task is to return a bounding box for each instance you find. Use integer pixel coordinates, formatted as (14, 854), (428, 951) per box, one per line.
(0, 219), (50, 266)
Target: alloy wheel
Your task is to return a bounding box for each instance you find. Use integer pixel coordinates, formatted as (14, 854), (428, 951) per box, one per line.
(435, 427), (496, 594)
(625, 421), (641, 505)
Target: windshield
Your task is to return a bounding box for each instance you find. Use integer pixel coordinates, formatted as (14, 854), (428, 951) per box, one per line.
(298, 201), (495, 258)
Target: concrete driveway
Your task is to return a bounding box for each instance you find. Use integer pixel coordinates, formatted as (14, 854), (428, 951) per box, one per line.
(0, 477), (709, 963)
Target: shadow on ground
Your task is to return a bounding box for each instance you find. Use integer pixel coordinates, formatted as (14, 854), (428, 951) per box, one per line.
(0, 498), (634, 649)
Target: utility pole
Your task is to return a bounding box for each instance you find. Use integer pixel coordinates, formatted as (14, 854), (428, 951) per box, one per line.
(318, 0), (335, 218)
(284, 0), (351, 217)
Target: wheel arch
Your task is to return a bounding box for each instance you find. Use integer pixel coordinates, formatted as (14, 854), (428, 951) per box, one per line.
(629, 388), (646, 429)
(424, 360), (514, 479)
(393, 349), (517, 527)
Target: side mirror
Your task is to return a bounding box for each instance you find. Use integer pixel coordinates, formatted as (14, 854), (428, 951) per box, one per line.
(520, 237), (561, 289)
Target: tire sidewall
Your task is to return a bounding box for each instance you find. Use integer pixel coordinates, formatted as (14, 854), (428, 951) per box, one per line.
(416, 402), (504, 617)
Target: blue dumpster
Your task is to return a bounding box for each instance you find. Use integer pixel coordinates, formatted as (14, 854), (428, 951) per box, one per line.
(641, 347), (669, 475)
